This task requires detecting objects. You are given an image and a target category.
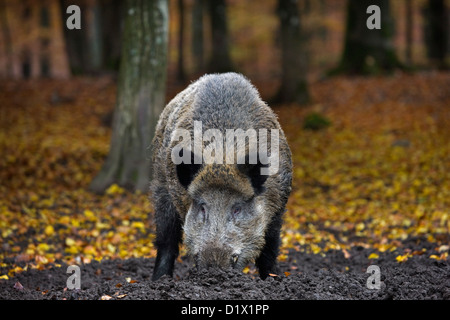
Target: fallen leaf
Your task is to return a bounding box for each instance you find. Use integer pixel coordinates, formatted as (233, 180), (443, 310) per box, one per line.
(343, 249), (351, 259)
(14, 282), (24, 290)
(44, 225), (54, 236)
(65, 238), (76, 247)
(395, 254), (410, 263)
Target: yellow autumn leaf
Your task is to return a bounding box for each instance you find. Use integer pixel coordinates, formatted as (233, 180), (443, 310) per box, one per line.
(59, 216), (70, 225)
(2, 229), (13, 238)
(106, 184), (125, 195)
(107, 243), (116, 253)
(368, 253), (379, 259)
(83, 245), (97, 255)
(65, 238), (76, 247)
(310, 244), (321, 254)
(119, 249), (128, 258)
(278, 253), (288, 262)
(65, 246), (78, 254)
(84, 209), (95, 219)
(355, 222), (365, 232)
(44, 225), (54, 236)
(395, 254), (410, 263)
(37, 243), (50, 252)
(131, 221), (145, 230)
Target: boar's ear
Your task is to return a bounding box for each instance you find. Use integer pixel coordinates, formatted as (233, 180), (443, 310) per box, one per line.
(176, 150), (202, 189)
(237, 154), (269, 195)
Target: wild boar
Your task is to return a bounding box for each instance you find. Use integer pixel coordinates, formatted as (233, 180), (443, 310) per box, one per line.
(151, 73), (292, 280)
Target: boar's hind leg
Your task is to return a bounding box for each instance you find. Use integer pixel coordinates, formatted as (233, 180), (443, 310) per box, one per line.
(255, 212), (283, 279)
(152, 189), (183, 281)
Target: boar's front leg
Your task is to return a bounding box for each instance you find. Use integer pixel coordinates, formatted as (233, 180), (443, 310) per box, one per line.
(255, 212), (283, 279)
(152, 187), (183, 281)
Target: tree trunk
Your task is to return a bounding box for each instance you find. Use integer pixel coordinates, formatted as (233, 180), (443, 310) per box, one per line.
(85, 0), (103, 73)
(176, 0), (186, 82)
(0, 0), (13, 78)
(100, 0), (124, 71)
(405, 0), (413, 66)
(61, 0), (85, 74)
(335, 0), (403, 74)
(47, 0), (71, 79)
(191, 0), (204, 73)
(89, 0), (169, 193)
(423, 0), (448, 69)
(207, 0), (233, 73)
(274, 0), (309, 105)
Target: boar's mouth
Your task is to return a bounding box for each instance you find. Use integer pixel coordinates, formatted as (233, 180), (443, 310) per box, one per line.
(194, 246), (241, 270)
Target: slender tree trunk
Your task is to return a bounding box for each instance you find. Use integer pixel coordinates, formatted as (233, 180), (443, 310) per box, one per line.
(191, 0), (204, 73)
(405, 0), (413, 66)
(207, 0), (233, 73)
(274, 0), (309, 105)
(176, 0), (185, 82)
(100, 0), (124, 71)
(424, 0), (448, 69)
(89, 0), (169, 193)
(85, 0), (103, 73)
(335, 0), (403, 74)
(0, 0), (13, 78)
(47, 0), (70, 79)
(61, 0), (84, 74)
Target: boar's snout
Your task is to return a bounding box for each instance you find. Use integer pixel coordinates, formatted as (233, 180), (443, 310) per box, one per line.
(197, 246), (240, 269)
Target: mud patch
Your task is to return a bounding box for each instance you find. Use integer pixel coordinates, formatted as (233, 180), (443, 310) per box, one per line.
(1, 239), (449, 300)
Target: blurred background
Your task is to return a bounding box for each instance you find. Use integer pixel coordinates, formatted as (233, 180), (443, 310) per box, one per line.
(0, 0), (448, 92)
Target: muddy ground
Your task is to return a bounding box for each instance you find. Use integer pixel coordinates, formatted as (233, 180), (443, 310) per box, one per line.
(1, 237), (448, 300)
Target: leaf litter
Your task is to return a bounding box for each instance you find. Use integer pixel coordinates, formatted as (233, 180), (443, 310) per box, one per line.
(0, 73), (449, 299)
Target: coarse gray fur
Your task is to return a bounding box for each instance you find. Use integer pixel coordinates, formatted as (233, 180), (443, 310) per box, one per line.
(151, 73), (292, 280)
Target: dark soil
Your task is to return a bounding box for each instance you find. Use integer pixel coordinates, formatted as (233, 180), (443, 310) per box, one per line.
(1, 238), (449, 300)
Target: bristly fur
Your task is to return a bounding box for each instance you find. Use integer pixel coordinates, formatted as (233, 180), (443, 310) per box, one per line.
(151, 73), (292, 280)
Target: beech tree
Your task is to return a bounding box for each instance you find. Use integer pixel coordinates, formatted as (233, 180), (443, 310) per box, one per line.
(423, 0), (449, 69)
(334, 0), (403, 74)
(89, 0), (169, 193)
(274, 0), (310, 105)
(207, 0), (234, 73)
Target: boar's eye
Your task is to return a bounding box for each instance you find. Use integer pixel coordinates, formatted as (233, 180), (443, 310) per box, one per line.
(232, 206), (241, 218)
(198, 203), (207, 222)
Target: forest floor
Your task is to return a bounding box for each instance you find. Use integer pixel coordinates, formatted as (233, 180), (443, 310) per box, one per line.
(0, 72), (449, 300)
